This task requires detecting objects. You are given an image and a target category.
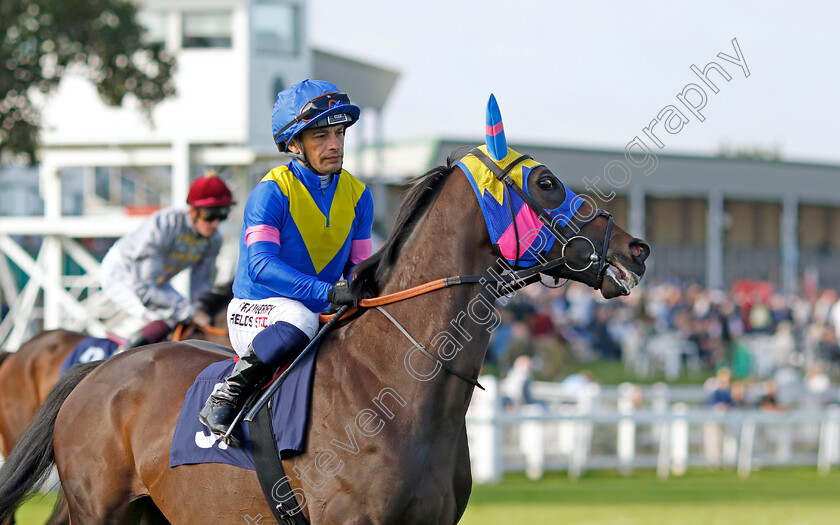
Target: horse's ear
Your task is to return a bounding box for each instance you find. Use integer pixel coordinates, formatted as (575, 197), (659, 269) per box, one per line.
(485, 94), (508, 161)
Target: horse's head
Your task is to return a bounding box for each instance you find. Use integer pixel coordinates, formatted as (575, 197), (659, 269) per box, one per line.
(458, 95), (650, 299)
(521, 163), (649, 298)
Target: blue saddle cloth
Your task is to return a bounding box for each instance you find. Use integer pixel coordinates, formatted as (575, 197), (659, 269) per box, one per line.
(169, 342), (319, 470)
(59, 336), (120, 376)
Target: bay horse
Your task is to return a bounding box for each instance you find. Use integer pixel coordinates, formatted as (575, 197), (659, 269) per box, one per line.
(0, 144), (649, 524)
(0, 286), (232, 525)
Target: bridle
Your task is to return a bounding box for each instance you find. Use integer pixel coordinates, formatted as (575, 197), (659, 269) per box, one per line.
(468, 147), (615, 290)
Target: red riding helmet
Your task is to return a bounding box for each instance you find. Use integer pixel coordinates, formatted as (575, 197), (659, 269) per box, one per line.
(186, 171), (236, 208)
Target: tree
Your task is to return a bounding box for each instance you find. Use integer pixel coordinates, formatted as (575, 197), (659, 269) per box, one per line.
(0, 0), (175, 162)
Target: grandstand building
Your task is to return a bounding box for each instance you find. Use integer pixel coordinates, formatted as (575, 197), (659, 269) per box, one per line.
(344, 141), (840, 294)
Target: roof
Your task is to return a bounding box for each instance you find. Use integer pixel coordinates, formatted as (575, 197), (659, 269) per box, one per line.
(346, 139), (840, 204)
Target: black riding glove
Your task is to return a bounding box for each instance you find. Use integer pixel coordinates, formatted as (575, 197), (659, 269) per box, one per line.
(327, 281), (355, 306)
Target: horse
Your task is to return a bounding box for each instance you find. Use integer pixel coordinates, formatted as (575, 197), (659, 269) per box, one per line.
(0, 132), (649, 523)
(0, 285), (232, 525)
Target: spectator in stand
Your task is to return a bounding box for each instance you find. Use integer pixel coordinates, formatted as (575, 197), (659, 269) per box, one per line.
(818, 325), (840, 372)
(758, 379), (780, 411)
(590, 305), (621, 360)
(804, 362), (831, 408)
(730, 380), (747, 409)
(771, 320), (797, 371)
(501, 355), (536, 411)
(492, 275), (840, 393)
(560, 370), (595, 394)
(705, 367), (734, 410)
(486, 308), (514, 365)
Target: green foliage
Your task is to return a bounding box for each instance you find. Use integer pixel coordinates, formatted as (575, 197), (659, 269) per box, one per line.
(0, 0), (175, 162)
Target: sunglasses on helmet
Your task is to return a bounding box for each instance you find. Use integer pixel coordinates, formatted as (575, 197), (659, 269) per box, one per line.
(197, 207), (230, 222)
(274, 92), (351, 142)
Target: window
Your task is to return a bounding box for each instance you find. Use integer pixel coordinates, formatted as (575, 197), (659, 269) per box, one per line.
(253, 2), (298, 54)
(60, 168), (84, 215)
(182, 11), (232, 49)
(120, 175), (136, 206)
(94, 167), (110, 201)
(137, 10), (167, 47)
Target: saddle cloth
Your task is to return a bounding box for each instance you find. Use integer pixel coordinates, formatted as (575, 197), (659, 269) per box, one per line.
(59, 336), (120, 376)
(168, 341), (320, 470)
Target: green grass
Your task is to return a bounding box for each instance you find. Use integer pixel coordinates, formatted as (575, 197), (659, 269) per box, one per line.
(559, 359), (716, 385)
(16, 469), (840, 524)
(461, 468), (840, 525)
(482, 359), (715, 385)
(485, 358), (715, 385)
(12, 492), (57, 524)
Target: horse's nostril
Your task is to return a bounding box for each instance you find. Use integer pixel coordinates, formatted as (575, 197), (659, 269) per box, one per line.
(630, 239), (650, 263)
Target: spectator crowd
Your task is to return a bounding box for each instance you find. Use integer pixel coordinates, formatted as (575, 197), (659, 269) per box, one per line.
(489, 278), (840, 411)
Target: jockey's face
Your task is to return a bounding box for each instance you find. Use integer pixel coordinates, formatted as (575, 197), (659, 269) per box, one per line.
(289, 124), (346, 175)
(189, 207), (224, 238)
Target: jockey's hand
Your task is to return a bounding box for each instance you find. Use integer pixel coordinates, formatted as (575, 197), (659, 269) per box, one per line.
(327, 281), (355, 306)
(192, 309), (212, 327)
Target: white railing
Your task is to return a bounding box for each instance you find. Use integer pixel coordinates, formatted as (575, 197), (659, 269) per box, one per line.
(465, 376), (840, 483)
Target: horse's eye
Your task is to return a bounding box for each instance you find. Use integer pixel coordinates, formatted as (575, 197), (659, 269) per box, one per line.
(538, 177), (555, 191)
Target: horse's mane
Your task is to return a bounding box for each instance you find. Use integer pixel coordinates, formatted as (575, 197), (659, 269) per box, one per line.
(350, 151), (469, 300)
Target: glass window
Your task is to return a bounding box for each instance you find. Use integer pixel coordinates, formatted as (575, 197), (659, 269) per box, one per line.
(120, 175), (136, 206)
(253, 2), (298, 54)
(137, 10), (167, 47)
(182, 11), (232, 49)
(60, 168), (84, 216)
(94, 167), (110, 201)
(145, 187), (160, 207)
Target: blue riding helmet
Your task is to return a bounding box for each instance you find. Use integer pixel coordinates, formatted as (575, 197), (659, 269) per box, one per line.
(272, 79), (361, 151)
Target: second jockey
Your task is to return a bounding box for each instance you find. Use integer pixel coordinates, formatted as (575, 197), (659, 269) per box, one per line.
(100, 171), (235, 351)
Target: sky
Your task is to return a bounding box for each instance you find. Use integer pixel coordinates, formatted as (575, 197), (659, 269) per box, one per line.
(309, 0), (840, 165)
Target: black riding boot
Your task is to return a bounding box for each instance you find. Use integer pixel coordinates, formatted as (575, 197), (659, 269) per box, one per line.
(198, 344), (270, 446)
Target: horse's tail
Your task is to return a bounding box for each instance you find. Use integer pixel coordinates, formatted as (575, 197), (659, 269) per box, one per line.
(0, 361), (101, 522)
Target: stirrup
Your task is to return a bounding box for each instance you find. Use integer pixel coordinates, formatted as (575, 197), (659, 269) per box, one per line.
(200, 401), (244, 447)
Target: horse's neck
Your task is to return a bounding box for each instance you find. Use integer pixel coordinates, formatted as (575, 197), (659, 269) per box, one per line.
(351, 173), (499, 423)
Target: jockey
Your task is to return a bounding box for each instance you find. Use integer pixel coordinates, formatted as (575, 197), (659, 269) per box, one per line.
(100, 171), (235, 351)
(198, 79), (374, 444)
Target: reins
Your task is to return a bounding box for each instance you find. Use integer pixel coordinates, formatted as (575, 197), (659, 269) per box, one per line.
(172, 322), (229, 342)
(317, 256), (566, 323)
